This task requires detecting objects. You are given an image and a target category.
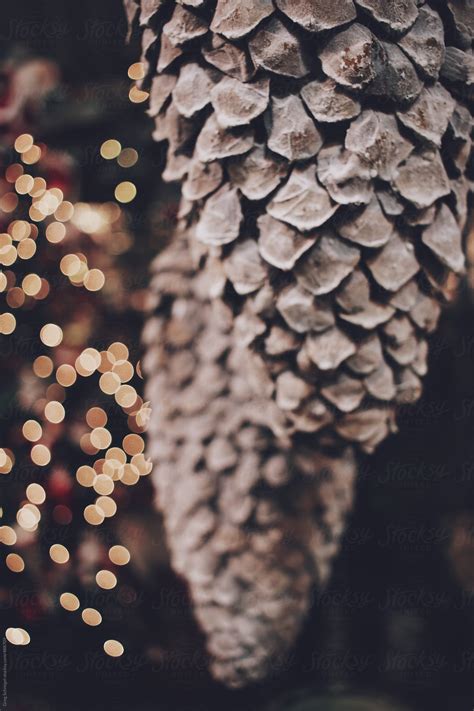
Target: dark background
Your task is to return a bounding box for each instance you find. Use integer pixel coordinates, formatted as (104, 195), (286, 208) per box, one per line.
(0, 2), (473, 710)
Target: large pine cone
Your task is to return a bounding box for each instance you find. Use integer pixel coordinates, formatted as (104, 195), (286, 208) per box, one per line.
(128, 0), (474, 687)
(142, 233), (356, 686)
(129, 0), (473, 453)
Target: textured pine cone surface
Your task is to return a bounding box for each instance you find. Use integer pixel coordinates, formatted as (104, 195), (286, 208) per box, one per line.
(142, 233), (356, 686)
(127, 0), (474, 687)
(130, 0), (473, 453)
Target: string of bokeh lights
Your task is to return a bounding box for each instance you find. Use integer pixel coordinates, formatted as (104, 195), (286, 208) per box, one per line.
(1, 61), (152, 659)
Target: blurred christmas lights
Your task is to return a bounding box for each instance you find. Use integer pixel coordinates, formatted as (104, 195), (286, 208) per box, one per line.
(1, 127), (152, 662)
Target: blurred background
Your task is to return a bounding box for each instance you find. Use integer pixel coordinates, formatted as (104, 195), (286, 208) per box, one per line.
(0, 2), (473, 710)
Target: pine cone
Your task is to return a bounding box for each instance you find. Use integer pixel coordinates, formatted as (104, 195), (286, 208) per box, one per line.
(129, 0), (472, 454)
(142, 232), (356, 686)
(127, 0), (474, 686)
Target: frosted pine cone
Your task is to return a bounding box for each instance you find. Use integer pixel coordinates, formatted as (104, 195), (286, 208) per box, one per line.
(128, 0), (474, 687)
(142, 232), (356, 686)
(128, 0), (472, 454)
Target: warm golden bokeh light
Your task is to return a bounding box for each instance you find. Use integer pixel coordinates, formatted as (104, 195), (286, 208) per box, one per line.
(6, 627), (30, 646)
(127, 62), (145, 80)
(86, 407), (107, 428)
(96, 569), (117, 590)
(83, 504), (104, 526)
(129, 86), (149, 103)
(114, 181), (137, 204)
(60, 592), (80, 612)
(83, 269), (105, 292)
(6, 553), (25, 573)
(33, 355), (54, 378)
(56, 364), (77, 387)
(93, 473), (114, 496)
(122, 434), (145, 456)
(45, 222), (66, 244)
(0, 526), (17, 545)
(40, 323), (63, 347)
(99, 372), (121, 395)
(31, 444), (51, 467)
(109, 545), (130, 566)
(14, 134), (34, 153)
(44, 400), (65, 424)
(76, 465), (96, 488)
(95, 496), (117, 518)
(100, 139), (121, 160)
(49, 544), (70, 564)
(104, 640), (124, 657)
(26, 482), (46, 505)
(22, 420), (43, 442)
(82, 608), (102, 626)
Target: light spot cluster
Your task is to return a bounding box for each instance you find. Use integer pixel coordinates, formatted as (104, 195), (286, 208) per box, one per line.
(1, 121), (150, 660)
